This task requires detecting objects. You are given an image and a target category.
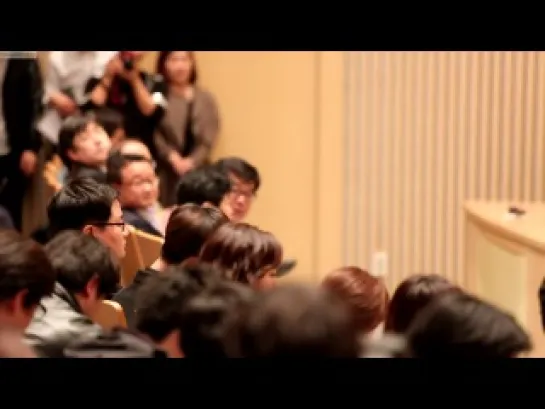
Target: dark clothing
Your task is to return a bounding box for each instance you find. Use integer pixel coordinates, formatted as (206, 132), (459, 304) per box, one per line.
(0, 204), (14, 229)
(86, 73), (166, 157)
(122, 208), (163, 237)
(112, 267), (158, 331)
(68, 163), (106, 184)
(0, 58), (43, 230)
(25, 282), (102, 358)
(63, 327), (167, 358)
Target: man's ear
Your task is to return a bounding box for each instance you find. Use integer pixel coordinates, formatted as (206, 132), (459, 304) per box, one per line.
(83, 275), (100, 299)
(6, 289), (28, 313)
(66, 148), (78, 162)
(82, 225), (94, 236)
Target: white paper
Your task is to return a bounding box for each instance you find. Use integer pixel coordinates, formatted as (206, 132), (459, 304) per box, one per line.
(36, 109), (62, 144)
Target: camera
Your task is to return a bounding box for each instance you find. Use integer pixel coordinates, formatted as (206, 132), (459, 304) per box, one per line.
(121, 53), (134, 71)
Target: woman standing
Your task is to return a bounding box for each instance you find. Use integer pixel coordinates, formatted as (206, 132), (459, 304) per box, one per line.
(154, 52), (220, 207)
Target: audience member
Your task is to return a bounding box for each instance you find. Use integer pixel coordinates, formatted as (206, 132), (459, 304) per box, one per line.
(134, 263), (234, 357)
(406, 291), (531, 358)
(385, 274), (458, 335)
(86, 51), (165, 157)
(227, 285), (361, 358)
(107, 151), (162, 237)
(0, 230), (55, 332)
(57, 113), (111, 184)
(47, 178), (127, 260)
(200, 222), (282, 290)
(25, 230), (120, 358)
(154, 51), (220, 207)
(94, 107), (125, 149)
(118, 138), (153, 161)
(322, 267), (389, 338)
(176, 166), (231, 209)
(113, 204), (226, 329)
(214, 157), (260, 222)
(0, 56), (43, 231)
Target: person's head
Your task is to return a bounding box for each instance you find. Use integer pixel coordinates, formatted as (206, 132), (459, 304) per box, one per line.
(118, 138), (152, 161)
(0, 230), (55, 331)
(176, 166), (231, 210)
(161, 204), (228, 266)
(227, 285), (361, 358)
(385, 274), (458, 334)
(107, 151), (158, 210)
(58, 113), (111, 170)
(200, 222), (282, 290)
(93, 107), (125, 148)
(47, 178), (127, 260)
(44, 230), (120, 317)
(214, 157), (260, 222)
(156, 51), (198, 86)
(322, 267), (389, 336)
(407, 291), (532, 358)
(135, 263), (223, 357)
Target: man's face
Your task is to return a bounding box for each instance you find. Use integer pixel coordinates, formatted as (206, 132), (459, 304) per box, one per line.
(117, 161), (158, 210)
(222, 173), (255, 222)
(89, 199), (127, 261)
(68, 122), (111, 167)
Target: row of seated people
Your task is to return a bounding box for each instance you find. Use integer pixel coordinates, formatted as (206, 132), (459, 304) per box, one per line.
(32, 111), (260, 245)
(0, 51), (218, 234)
(0, 224), (532, 358)
(0, 171), (532, 358)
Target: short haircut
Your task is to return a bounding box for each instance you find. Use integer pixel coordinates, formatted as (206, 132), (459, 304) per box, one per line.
(93, 107), (123, 137)
(45, 230), (120, 298)
(176, 166), (231, 207)
(57, 112), (96, 169)
(0, 229), (55, 309)
(135, 263), (222, 344)
(385, 274), (458, 334)
(322, 266), (389, 334)
(161, 204), (228, 265)
(47, 178), (118, 236)
(214, 157), (260, 192)
(106, 150), (152, 185)
(407, 291), (532, 358)
(228, 285), (361, 357)
(200, 222), (282, 284)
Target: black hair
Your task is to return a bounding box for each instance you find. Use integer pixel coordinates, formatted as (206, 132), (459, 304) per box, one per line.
(0, 229), (55, 309)
(57, 113), (96, 169)
(214, 157), (260, 192)
(106, 150), (152, 185)
(176, 166), (231, 207)
(45, 230), (120, 298)
(47, 178), (118, 236)
(407, 291), (532, 358)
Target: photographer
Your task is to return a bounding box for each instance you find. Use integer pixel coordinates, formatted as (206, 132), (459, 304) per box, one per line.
(86, 52), (166, 158)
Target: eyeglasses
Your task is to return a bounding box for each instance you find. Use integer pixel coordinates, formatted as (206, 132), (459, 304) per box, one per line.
(92, 222), (127, 232)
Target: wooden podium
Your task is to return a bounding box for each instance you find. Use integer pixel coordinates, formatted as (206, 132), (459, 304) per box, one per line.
(465, 201), (545, 357)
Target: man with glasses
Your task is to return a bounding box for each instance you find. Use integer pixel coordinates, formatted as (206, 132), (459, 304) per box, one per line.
(106, 151), (163, 237)
(0, 230), (55, 333)
(46, 177), (127, 261)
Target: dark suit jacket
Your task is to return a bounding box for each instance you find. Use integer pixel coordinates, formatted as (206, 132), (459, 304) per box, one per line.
(122, 208), (163, 237)
(68, 163), (107, 184)
(2, 58), (43, 156)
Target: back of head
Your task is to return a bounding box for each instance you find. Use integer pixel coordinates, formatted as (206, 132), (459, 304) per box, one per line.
(229, 284), (361, 357)
(214, 157), (261, 192)
(135, 263), (222, 344)
(200, 222), (283, 284)
(176, 166), (231, 207)
(45, 230), (119, 298)
(161, 204), (227, 265)
(406, 291), (531, 358)
(63, 328), (166, 358)
(47, 178), (118, 236)
(322, 266), (389, 335)
(181, 279), (255, 357)
(0, 230), (55, 319)
(385, 274), (457, 334)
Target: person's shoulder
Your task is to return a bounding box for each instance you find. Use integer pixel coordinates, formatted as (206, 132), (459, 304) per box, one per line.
(195, 87), (218, 105)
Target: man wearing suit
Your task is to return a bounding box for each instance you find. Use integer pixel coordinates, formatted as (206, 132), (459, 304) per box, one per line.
(0, 56), (43, 231)
(106, 151), (163, 237)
